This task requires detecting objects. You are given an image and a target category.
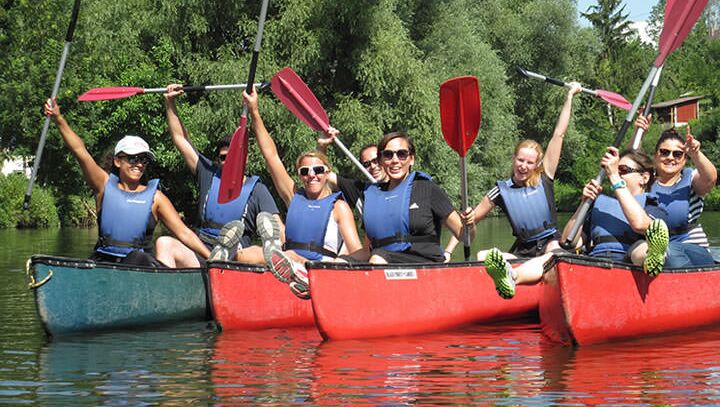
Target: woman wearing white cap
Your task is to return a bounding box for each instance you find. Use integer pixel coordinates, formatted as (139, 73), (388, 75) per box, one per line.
(44, 98), (211, 267)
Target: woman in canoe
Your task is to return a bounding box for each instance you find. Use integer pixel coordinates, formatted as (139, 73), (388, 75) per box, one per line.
(363, 131), (474, 264)
(634, 116), (717, 267)
(443, 83), (582, 262)
(485, 147), (670, 299)
(44, 98), (211, 267)
(243, 89), (364, 298)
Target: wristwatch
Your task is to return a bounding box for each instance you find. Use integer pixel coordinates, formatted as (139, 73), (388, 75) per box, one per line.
(610, 179), (627, 191)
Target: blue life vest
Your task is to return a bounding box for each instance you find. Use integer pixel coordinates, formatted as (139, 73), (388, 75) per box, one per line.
(650, 167), (696, 241)
(588, 193), (649, 256)
(285, 190), (342, 261)
(497, 178), (557, 242)
(363, 171), (436, 252)
(96, 174), (158, 258)
(198, 174), (259, 243)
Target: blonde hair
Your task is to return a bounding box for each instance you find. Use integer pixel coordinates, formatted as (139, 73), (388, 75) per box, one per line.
(513, 139), (545, 187)
(295, 151), (332, 195)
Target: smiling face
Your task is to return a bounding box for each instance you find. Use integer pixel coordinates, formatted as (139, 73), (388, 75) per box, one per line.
(360, 146), (386, 182)
(654, 138), (686, 179)
(511, 147), (539, 184)
(379, 137), (415, 187)
(114, 153), (148, 184)
(297, 155), (329, 198)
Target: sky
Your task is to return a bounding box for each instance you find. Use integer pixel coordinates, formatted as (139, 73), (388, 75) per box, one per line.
(577, 0), (658, 23)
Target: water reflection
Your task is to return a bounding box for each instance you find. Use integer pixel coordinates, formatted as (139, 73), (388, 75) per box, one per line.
(34, 322), (215, 406)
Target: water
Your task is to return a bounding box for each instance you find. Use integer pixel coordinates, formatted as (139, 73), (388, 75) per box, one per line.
(2, 215), (720, 405)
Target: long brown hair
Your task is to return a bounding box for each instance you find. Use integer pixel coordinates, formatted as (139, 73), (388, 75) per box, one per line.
(513, 139), (544, 187)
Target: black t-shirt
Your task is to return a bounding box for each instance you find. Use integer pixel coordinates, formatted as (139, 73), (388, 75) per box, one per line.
(336, 175), (367, 214)
(196, 154), (279, 247)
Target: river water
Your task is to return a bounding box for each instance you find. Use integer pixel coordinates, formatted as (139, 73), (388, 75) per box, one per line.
(2, 215), (720, 406)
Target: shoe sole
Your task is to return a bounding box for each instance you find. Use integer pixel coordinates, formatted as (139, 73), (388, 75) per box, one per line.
(644, 219), (668, 277)
(268, 248), (294, 284)
(216, 220), (244, 250)
(485, 248), (516, 299)
(257, 212), (282, 262)
(289, 281), (310, 300)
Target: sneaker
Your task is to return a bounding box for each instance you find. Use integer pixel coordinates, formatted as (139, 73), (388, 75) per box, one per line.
(484, 247), (516, 299)
(289, 281), (310, 300)
(643, 218), (669, 277)
(268, 248), (295, 283)
(208, 220), (245, 262)
(257, 212), (282, 262)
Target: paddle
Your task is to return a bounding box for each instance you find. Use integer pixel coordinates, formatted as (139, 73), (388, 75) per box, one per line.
(563, 0), (708, 247)
(217, 0), (270, 204)
(630, 66), (663, 150)
(439, 76), (481, 261)
(77, 82), (270, 102)
(516, 66), (632, 110)
(271, 67), (375, 183)
(23, 0), (81, 210)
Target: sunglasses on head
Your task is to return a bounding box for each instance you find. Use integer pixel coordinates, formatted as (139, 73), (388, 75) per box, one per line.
(298, 165), (328, 176)
(380, 149), (411, 161)
(618, 164), (645, 176)
(658, 148), (685, 159)
(361, 157), (378, 168)
(118, 154), (151, 166)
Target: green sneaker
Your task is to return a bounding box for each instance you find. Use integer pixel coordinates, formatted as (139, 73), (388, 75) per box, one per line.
(643, 218), (669, 277)
(485, 248), (516, 299)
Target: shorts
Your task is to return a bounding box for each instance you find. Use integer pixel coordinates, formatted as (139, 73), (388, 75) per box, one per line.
(510, 233), (560, 258)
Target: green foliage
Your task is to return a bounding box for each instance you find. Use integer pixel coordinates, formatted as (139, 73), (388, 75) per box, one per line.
(554, 180), (583, 212)
(56, 194), (96, 227)
(0, 173), (59, 228)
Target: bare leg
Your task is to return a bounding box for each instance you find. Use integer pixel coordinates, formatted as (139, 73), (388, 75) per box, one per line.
(235, 245), (266, 264)
(369, 254), (388, 264)
(155, 236), (201, 268)
(513, 252), (554, 285)
(629, 242), (648, 267)
(477, 249), (517, 262)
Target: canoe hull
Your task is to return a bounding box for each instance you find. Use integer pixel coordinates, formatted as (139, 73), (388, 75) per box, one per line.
(207, 262), (315, 330)
(29, 255), (209, 336)
(308, 261), (540, 340)
(540, 255), (720, 345)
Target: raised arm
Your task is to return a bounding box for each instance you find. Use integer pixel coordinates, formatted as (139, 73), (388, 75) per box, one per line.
(544, 82), (582, 179)
(164, 84), (200, 174)
(44, 98), (108, 194)
(154, 191), (211, 259)
(685, 126), (717, 196)
(315, 128), (340, 191)
(244, 89), (296, 206)
(602, 147), (652, 233)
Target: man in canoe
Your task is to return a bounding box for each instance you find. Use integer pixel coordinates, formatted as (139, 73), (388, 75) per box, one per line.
(164, 84), (283, 264)
(315, 131), (388, 215)
(484, 147), (671, 299)
(44, 98), (211, 267)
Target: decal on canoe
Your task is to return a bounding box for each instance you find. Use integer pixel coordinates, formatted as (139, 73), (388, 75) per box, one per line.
(384, 269), (417, 280)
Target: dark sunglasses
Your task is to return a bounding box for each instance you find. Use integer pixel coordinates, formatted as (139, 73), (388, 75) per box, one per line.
(380, 149), (411, 161)
(361, 157), (378, 168)
(218, 153), (228, 161)
(658, 148), (685, 159)
(118, 154), (151, 166)
(298, 165), (328, 176)
(618, 164), (645, 176)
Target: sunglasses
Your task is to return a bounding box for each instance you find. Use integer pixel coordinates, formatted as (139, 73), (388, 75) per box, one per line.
(298, 165), (328, 176)
(658, 148), (685, 159)
(380, 149), (411, 161)
(218, 153), (228, 162)
(618, 164), (645, 176)
(118, 154), (151, 166)
(361, 157), (378, 168)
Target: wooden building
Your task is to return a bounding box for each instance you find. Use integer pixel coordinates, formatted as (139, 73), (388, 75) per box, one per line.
(651, 96), (703, 127)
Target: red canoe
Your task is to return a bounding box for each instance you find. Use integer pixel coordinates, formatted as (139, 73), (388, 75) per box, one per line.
(307, 261), (540, 340)
(539, 254), (720, 345)
(207, 261), (315, 330)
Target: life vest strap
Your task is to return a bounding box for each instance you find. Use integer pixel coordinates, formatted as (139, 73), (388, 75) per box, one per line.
(284, 241), (338, 258)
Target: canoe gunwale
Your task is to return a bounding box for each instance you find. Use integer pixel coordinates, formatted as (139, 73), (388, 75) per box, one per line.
(30, 254), (204, 274)
(545, 253), (720, 274)
(206, 260), (267, 273)
(307, 258), (528, 271)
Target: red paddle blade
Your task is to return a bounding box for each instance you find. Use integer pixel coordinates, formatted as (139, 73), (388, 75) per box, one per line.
(77, 86), (146, 101)
(218, 115), (249, 203)
(595, 89), (632, 110)
(271, 67), (330, 132)
(655, 0), (708, 66)
(439, 76), (481, 157)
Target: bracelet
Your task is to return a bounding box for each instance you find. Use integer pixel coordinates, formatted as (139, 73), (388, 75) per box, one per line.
(610, 179), (627, 191)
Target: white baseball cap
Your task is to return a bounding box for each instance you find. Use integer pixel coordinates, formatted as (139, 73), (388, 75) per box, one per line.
(114, 135), (155, 159)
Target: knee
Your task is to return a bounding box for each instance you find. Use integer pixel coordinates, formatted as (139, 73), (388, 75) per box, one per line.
(155, 236), (178, 253)
(369, 254), (387, 264)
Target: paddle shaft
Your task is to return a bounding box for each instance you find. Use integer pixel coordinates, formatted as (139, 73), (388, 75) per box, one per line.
(521, 69), (601, 98)
(563, 65), (659, 245)
(24, 0), (81, 210)
(459, 157), (471, 260)
(146, 82), (267, 94)
(631, 66), (663, 150)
